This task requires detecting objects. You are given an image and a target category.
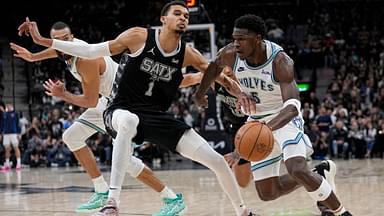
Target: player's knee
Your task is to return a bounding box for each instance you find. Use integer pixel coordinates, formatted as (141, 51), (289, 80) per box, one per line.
(126, 156), (145, 178)
(116, 113), (139, 132)
(287, 164), (309, 181)
(62, 129), (86, 152)
(256, 186), (279, 201)
(285, 157), (310, 181)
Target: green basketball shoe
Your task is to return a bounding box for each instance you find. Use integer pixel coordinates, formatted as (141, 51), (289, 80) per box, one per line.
(75, 191), (109, 213)
(152, 193), (187, 216)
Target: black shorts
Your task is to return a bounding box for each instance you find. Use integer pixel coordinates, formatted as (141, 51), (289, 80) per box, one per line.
(104, 107), (190, 151)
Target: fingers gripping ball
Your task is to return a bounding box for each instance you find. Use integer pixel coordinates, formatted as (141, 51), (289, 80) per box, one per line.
(235, 121), (274, 162)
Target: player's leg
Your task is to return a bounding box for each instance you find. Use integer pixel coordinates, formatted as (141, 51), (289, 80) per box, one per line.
(62, 108), (109, 212)
(1, 135), (11, 171)
(11, 134), (22, 170)
(176, 129), (256, 216)
(279, 122), (352, 216)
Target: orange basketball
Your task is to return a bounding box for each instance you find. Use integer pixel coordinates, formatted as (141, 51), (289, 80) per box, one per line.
(234, 121), (274, 162)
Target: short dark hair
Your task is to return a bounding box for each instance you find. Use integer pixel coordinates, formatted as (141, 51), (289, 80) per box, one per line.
(51, 21), (71, 31)
(234, 14), (266, 38)
(160, 1), (188, 16)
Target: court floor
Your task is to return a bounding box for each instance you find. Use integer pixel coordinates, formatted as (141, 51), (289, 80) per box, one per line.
(0, 159), (383, 216)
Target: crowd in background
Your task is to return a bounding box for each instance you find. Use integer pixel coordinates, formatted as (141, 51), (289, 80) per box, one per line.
(1, 0), (383, 169)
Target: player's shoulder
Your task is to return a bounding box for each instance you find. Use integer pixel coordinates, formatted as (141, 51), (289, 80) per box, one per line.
(218, 43), (236, 57)
(273, 51), (293, 66)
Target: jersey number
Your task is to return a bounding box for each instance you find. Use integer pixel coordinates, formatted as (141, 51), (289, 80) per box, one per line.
(250, 92), (261, 104)
(145, 81), (155, 96)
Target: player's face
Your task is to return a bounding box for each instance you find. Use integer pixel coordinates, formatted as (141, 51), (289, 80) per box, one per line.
(162, 5), (189, 34)
(50, 27), (74, 60)
(232, 28), (260, 60)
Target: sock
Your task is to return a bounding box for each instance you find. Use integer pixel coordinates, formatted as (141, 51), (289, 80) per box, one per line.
(333, 205), (346, 215)
(160, 186), (177, 199)
(5, 159), (10, 166)
(109, 186), (121, 203)
(92, 175), (109, 193)
(17, 158), (21, 165)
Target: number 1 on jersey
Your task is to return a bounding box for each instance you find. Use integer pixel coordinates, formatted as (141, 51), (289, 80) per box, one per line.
(145, 80), (155, 96)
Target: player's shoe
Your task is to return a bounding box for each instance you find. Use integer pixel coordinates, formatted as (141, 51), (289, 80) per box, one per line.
(76, 191), (109, 213)
(91, 197), (119, 216)
(0, 165), (10, 172)
(16, 164), (22, 171)
(312, 160), (337, 215)
(152, 193), (187, 216)
(340, 211), (353, 216)
(241, 208), (260, 216)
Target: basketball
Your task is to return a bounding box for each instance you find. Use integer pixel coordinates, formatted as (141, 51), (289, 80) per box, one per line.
(234, 121), (274, 162)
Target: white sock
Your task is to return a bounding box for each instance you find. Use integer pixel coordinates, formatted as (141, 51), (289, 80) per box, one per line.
(109, 187), (122, 203)
(92, 175), (108, 193)
(160, 186), (177, 199)
(5, 159), (10, 166)
(17, 158), (21, 165)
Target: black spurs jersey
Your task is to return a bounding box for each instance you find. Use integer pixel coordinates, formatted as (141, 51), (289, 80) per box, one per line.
(109, 28), (186, 111)
(216, 83), (247, 126)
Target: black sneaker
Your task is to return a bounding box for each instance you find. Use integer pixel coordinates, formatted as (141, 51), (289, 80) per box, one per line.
(340, 211), (352, 216)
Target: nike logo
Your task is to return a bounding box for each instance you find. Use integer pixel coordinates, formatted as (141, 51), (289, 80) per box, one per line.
(171, 58), (179, 64)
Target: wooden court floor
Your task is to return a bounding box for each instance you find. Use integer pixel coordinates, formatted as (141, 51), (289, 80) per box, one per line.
(0, 159), (383, 216)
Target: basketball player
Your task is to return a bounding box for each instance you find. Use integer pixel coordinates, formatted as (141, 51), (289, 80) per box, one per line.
(0, 103), (22, 172)
(19, 1), (257, 216)
(12, 21), (208, 215)
(194, 14), (352, 216)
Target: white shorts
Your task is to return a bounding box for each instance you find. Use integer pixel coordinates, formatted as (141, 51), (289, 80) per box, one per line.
(75, 97), (107, 133)
(248, 114), (313, 181)
(3, 134), (19, 147)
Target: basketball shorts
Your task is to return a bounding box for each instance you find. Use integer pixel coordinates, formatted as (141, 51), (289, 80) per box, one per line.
(3, 134), (19, 147)
(104, 107), (190, 151)
(75, 97), (108, 134)
(248, 114), (314, 181)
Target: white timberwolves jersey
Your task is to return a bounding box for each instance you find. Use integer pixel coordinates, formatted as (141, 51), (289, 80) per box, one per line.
(66, 38), (118, 98)
(234, 40), (284, 116)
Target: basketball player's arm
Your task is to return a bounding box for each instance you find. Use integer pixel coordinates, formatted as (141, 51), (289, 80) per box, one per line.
(179, 72), (203, 88)
(184, 45), (242, 94)
(43, 58), (102, 108)
(23, 18), (146, 58)
(10, 43), (58, 62)
(266, 52), (300, 131)
(193, 45), (232, 101)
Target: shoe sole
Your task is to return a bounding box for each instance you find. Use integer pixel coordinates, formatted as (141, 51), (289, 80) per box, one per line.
(176, 206), (188, 215)
(75, 207), (102, 213)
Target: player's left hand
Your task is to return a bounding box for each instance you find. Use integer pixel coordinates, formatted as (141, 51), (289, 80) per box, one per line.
(43, 79), (66, 97)
(236, 92), (257, 115)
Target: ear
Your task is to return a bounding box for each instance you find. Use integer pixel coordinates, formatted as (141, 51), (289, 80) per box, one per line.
(160, 16), (166, 24)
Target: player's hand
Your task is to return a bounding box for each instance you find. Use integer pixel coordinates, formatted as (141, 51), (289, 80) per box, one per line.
(192, 92), (208, 108)
(17, 17), (31, 37)
(43, 79), (66, 97)
(25, 18), (45, 46)
(9, 43), (34, 62)
(235, 92), (257, 115)
(224, 150), (241, 168)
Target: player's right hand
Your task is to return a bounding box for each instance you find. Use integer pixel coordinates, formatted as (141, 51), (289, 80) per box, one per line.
(9, 43), (34, 62)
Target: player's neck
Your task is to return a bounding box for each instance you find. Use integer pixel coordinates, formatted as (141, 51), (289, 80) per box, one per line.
(158, 29), (181, 53)
(246, 42), (267, 67)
